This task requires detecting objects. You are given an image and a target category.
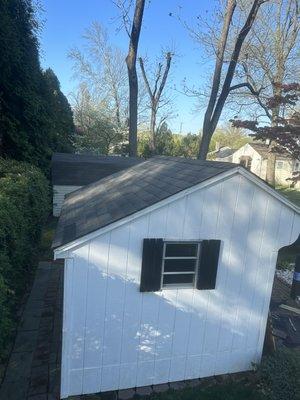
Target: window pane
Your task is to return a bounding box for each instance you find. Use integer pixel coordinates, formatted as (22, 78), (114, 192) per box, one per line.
(163, 274), (194, 286)
(165, 243), (198, 257)
(164, 259), (196, 272)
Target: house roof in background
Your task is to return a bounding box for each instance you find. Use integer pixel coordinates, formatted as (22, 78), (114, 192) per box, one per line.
(249, 143), (291, 160)
(51, 152), (144, 186)
(53, 156), (237, 248)
(215, 147), (235, 158)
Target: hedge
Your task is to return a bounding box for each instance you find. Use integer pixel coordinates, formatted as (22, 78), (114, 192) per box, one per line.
(257, 348), (300, 400)
(0, 158), (50, 361)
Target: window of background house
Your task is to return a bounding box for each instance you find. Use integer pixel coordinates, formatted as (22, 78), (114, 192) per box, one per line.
(276, 161), (284, 169)
(161, 242), (201, 288)
(239, 156), (252, 170)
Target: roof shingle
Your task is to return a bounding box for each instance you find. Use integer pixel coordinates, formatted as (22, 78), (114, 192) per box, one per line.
(53, 156), (237, 248)
(51, 152), (144, 186)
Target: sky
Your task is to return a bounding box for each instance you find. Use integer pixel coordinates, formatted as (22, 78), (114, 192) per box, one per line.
(39, 0), (218, 134)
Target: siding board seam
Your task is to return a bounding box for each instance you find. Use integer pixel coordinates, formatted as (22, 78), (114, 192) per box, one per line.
(199, 183), (223, 375)
(99, 232), (112, 391)
(118, 225), (132, 389)
(255, 205), (284, 356)
(253, 200), (280, 351)
(152, 205), (170, 384)
(228, 182), (255, 354)
(213, 177), (240, 369)
(245, 194), (270, 349)
(167, 289), (179, 382)
(82, 242), (91, 394)
(135, 214), (150, 387)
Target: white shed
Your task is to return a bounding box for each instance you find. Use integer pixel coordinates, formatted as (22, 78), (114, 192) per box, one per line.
(53, 156), (300, 399)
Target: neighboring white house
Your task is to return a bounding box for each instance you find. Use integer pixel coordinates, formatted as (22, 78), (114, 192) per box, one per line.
(53, 156), (300, 399)
(51, 153), (143, 216)
(231, 143), (300, 188)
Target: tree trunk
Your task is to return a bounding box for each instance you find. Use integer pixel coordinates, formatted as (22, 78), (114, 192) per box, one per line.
(197, 0), (264, 160)
(126, 61), (139, 156)
(126, 0), (146, 157)
(266, 150), (276, 186)
(266, 80), (283, 186)
(138, 53), (172, 155)
(149, 106), (156, 153)
(198, 123), (213, 160)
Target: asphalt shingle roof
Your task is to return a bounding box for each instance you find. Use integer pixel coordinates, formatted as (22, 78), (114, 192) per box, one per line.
(53, 156), (237, 248)
(51, 152), (144, 186)
(250, 143), (291, 159)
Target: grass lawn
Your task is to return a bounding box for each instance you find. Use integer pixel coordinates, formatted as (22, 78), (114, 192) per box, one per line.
(276, 186), (300, 208)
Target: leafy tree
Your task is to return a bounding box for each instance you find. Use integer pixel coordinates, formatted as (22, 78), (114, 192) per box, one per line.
(69, 22), (128, 130)
(42, 68), (74, 153)
(0, 0), (74, 173)
(209, 124), (251, 152)
(72, 84), (123, 155)
(138, 123), (199, 158)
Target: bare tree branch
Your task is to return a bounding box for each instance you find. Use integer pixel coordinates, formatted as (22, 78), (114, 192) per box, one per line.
(138, 52), (173, 152)
(198, 0), (265, 159)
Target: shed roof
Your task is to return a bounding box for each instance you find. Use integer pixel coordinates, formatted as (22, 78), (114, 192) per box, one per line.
(215, 147), (235, 158)
(249, 143), (291, 159)
(51, 152), (144, 186)
(53, 156), (236, 248)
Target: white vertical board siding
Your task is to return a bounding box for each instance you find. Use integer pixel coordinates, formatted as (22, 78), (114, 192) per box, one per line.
(61, 175), (300, 397)
(53, 185), (82, 216)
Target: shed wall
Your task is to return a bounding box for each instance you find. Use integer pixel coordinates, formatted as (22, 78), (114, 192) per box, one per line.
(60, 174), (300, 397)
(53, 185), (82, 216)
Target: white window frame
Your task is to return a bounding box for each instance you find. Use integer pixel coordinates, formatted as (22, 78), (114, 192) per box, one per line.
(161, 241), (201, 289)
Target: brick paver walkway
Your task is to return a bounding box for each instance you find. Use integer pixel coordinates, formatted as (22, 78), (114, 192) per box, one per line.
(0, 261), (63, 400)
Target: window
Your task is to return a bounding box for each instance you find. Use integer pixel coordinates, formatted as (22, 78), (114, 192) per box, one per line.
(239, 156), (252, 170)
(294, 162), (300, 172)
(276, 161), (284, 170)
(161, 242), (200, 288)
(140, 238), (221, 292)
(239, 158), (246, 167)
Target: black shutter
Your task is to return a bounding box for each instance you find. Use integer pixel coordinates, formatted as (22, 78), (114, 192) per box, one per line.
(196, 240), (221, 290)
(140, 238), (164, 292)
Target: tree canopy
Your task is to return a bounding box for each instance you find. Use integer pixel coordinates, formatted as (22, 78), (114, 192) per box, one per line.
(0, 0), (74, 174)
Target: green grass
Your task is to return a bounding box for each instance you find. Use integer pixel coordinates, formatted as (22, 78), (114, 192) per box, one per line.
(276, 186), (300, 207)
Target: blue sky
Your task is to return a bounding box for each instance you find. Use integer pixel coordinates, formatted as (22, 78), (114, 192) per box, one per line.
(39, 0), (217, 133)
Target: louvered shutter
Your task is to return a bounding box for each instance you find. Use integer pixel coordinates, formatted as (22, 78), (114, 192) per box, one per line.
(196, 240), (221, 290)
(140, 238), (164, 292)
